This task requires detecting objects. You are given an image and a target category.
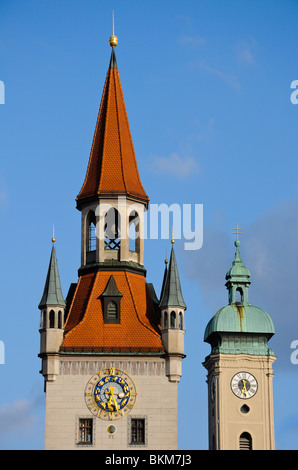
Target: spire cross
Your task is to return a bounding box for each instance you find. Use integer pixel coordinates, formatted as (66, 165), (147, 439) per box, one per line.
(232, 224), (242, 241)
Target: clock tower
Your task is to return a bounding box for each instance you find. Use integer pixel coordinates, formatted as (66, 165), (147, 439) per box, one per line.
(203, 230), (276, 450)
(38, 25), (186, 450)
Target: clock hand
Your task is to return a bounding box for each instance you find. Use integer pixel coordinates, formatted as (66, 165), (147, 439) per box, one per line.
(241, 379), (248, 396)
(106, 386), (119, 412)
(111, 388), (119, 412)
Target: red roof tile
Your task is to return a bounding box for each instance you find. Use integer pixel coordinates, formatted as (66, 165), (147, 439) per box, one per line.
(76, 50), (149, 207)
(61, 271), (164, 353)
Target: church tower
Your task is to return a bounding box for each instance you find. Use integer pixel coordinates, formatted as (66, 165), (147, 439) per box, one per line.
(38, 25), (186, 450)
(203, 228), (276, 450)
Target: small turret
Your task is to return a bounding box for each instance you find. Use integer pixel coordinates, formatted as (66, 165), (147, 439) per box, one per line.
(38, 233), (65, 383)
(159, 240), (186, 382)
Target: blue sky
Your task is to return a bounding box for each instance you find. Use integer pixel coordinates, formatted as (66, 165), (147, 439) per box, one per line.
(1, 0), (298, 450)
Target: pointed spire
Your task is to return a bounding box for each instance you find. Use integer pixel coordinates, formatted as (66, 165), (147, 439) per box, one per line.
(160, 254), (168, 300)
(159, 244), (186, 309)
(76, 21), (148, 209)
(39, 238), (65, 309)
(109, 47), (118, 69)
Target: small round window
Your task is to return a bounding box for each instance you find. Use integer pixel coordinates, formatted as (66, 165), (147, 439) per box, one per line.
(240, 404), (250, 414)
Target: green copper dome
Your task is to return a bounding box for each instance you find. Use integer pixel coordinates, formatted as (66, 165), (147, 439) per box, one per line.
(204, 237), (275, 356)
(204, 303), (275, 339)
(225, 240), (251, 279)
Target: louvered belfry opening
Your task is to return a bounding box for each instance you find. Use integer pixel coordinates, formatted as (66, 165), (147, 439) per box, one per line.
(239, 432), (252, 450)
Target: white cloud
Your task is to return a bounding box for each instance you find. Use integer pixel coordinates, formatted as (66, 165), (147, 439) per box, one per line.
(178, 35), (206, 47)
(149, 153), (199, 179)
(236, 38), (257, 65)
(197, 60), (241, 91)
(0, 399), (39, 435)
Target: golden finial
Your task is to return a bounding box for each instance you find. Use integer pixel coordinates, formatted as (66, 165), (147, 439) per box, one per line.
(232, 223), (242, 242)
(165, 248), (168, 264)
(171, 227), (175, 244)
(52, 225), (56, 243)
(109, 11), (118, 47)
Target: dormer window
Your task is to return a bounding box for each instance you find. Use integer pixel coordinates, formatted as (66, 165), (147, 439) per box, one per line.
(107, 301), (117, 320)
(101, 276), (122, 324)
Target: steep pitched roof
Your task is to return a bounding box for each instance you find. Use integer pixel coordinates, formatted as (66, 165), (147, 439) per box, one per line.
(159, 245), (186, 309)
(39, 243), (65, 309)
(61, 271), (164, 353)
(76, 47), (149, 208)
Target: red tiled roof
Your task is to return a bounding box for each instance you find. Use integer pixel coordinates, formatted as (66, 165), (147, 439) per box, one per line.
(76, 49), (149, 206)
(61, 271), (164, 353)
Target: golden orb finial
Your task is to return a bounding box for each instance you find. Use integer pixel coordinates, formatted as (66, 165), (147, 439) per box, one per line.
(109, 11), (118, 47)
(171, 227), (175, 244)
(52, 225), (56, 243)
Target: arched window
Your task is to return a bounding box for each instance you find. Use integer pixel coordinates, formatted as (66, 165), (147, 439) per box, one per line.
(87, 211), (96, 252)
(104, 208), (120, 250)
(236, 287), (243, 302)
(49, 310), (55, 328)
(170, 311), (176, 329)
(89, 221), (96, 251)
(164, 311), (168, 329)
(58, 310), (62, 329)
(129, 211), (139, 252)
(107, 301), (117, 320)
(179, 312), (183, 330)
(239, 432), (252, 450)
(42, 310), (46, 328)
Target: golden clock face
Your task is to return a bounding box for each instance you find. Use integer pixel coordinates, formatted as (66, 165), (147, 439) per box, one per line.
(231, 371), (258, 399)
(85, 367), (137, 420)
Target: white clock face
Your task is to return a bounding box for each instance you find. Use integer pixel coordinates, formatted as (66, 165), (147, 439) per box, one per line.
(231, 371), (258, 399)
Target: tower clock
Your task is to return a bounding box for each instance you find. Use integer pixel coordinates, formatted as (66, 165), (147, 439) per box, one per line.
(203, 234), (276, 450)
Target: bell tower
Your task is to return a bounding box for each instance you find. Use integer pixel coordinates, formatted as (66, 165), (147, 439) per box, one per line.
(203, 226), (276, 450)
(38, 20), (186, 450)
